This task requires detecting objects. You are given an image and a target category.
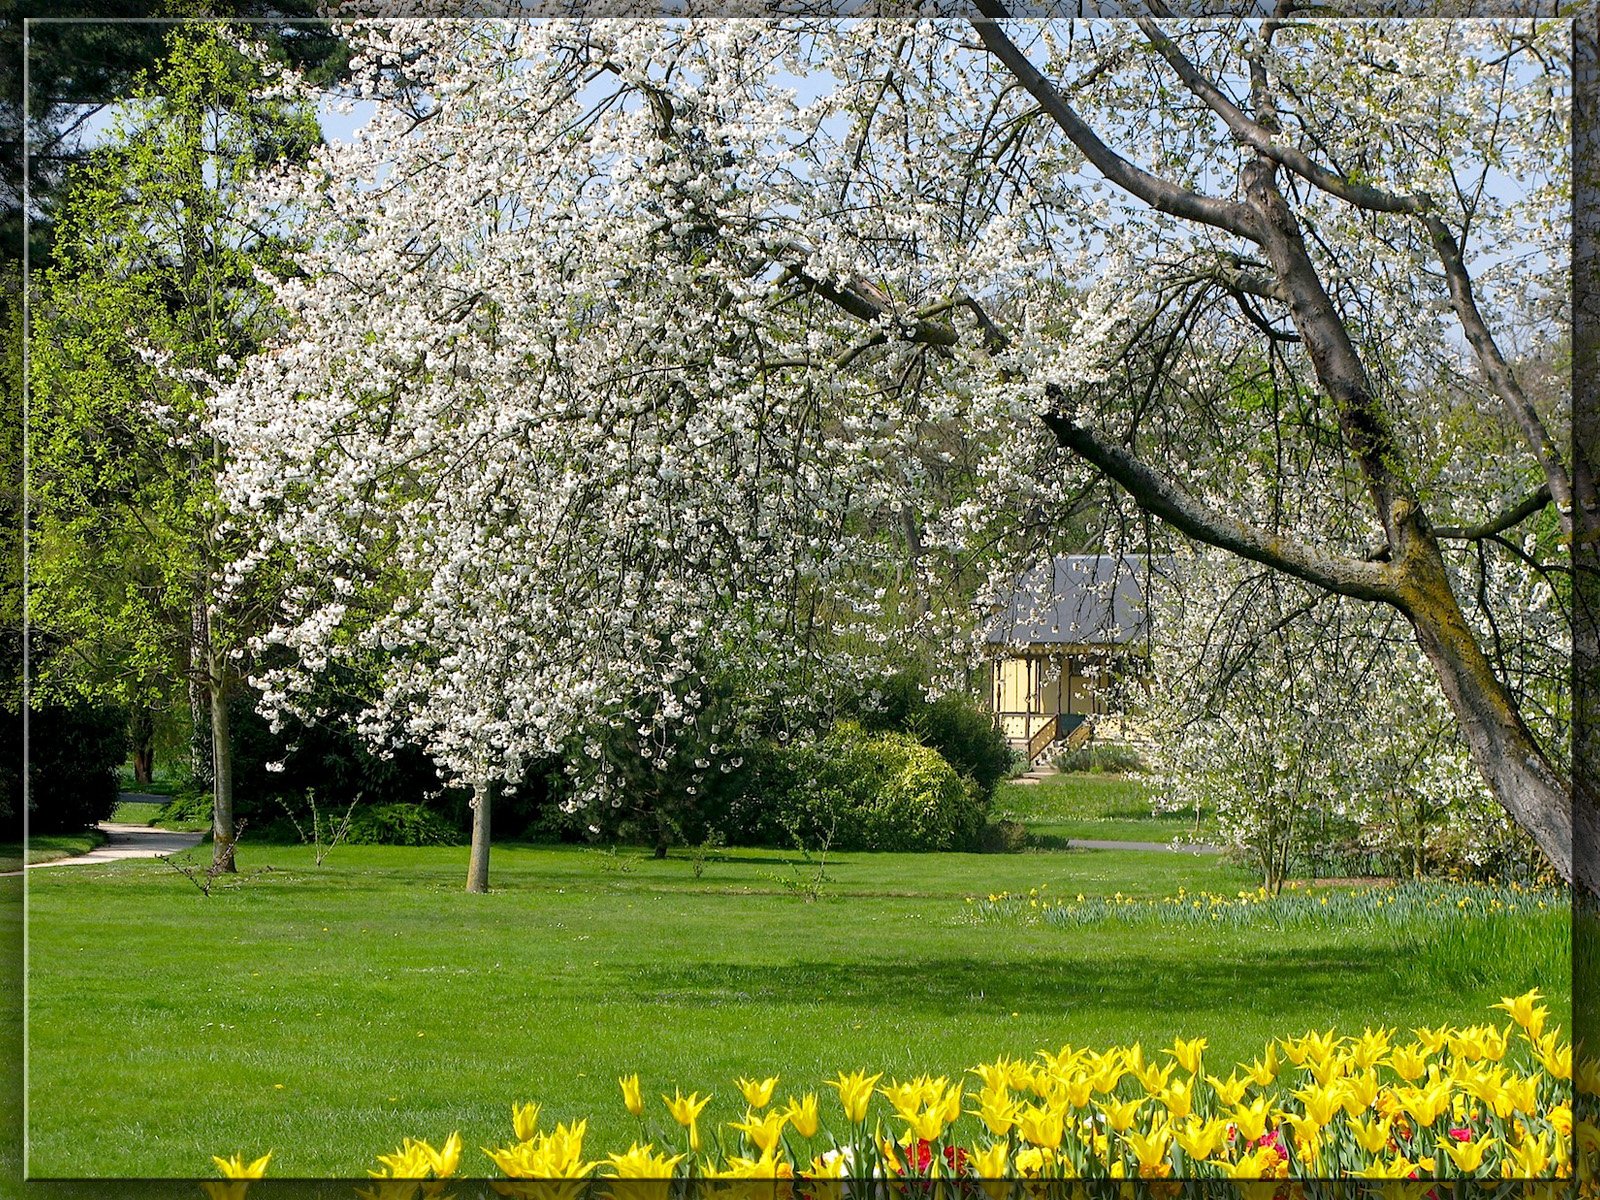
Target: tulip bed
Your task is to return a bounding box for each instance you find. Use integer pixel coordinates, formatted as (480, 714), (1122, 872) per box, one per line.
(215, 995), (1585, 1185)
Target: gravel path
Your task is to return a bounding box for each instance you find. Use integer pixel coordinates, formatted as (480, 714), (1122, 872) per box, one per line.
(0, 819), (204, 877)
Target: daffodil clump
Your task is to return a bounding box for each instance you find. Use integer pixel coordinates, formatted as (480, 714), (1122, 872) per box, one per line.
(967, 881), (1564, 931)
(215, 994), (1588, 1184)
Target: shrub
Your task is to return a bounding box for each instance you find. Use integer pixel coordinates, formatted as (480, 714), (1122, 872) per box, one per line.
(977, 819), (1029, 853)
(857, 674), (1014, 801)
(1052, 742), (1147, 775)
(157, 790), (214, 826)
(24, 701), (127, 833)
(731, 723), (985, 852)
(343, 803), (463, 846)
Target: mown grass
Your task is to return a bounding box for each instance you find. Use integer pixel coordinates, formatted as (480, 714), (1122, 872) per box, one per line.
(992, 773), (1216, 845)
(22, 840), (1570, 1178)
(108, 800), (165, 826)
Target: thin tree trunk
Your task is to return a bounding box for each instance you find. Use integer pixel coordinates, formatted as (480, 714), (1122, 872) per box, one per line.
(466, 779), (491, 893)
(209, 650), (236, 873)
(188, 595), (212, 788)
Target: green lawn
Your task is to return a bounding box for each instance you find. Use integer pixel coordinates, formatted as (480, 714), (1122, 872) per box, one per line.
(21, 840), (1570, 1178)
(108, 799), (165, 826)
(992, 773), (1217, 845)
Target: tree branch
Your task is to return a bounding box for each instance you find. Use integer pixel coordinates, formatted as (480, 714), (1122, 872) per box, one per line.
(1041, 390), (1397, 603)
(970, 3), (1263, 244)
(1422, 212), (1584, 540)
(1433, 483), (1553, 542)
(1135, 19), (1429, 217)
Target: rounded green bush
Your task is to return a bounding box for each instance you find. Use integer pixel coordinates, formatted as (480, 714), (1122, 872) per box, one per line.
(744, 722), (985, 852)
(343, 802), (463, 847)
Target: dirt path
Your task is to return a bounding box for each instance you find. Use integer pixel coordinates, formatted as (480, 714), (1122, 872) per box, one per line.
(0, 821), (204, 878)
(1066, 837), (1224, 855)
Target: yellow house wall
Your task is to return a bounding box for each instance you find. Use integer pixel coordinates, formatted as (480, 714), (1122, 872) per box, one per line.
(991, 650), (1135, 720)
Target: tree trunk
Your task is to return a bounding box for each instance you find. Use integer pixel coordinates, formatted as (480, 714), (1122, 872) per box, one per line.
(129, 707), (155, 786)
(188, 596), (212, 788)
(1239, 156), (1582, 891)
(654, 806), (671, 860)
(1395, 558), (1576, 889)
(209, 654), (236, 873)
(466, 779), (491, 893)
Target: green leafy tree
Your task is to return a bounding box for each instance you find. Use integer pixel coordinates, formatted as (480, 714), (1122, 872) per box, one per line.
(28, 24), (316, 869)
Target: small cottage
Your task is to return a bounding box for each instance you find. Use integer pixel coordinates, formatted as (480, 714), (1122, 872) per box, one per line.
(986, 554), (1157, 763)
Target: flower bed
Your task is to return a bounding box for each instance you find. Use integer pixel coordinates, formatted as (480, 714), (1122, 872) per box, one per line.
(213, 994), (1588, 1185)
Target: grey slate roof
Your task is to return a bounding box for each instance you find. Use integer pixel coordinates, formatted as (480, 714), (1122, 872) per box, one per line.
(986, 555), (1158, 647)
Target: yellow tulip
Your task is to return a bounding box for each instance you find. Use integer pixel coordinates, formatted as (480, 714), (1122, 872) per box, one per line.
(826, 1069), (881, 1125)
(1399, 1080), (1452, 1128)
(879, 1077), (925, 1117)
(1100, 1096), (1143, 1134)
(735, 1076), (779, 1110)
(940, 1084), (965, 1128)
(601, 1141), (686, 1179)
(424, 1133), (460, 1178)
(969, 1141), (1009, 1180)
(1062, 1075), (1100, 1113)
(968, 1058), (1018, 1093)
(896, 1104), (946, 1144)
(1412, 1026), (1450, 1057)
(1016, 1103), (1065, 1149)
(1173, 1116), (1228, 1161)
(1300, 1027), (1340, 1066)
(1492, 988), (1544, 1032)
(1246, 1045), (1280, 1086)
(213, 1152), (272, 1179)
(1137, 1060), (1175, 1094)
(710, 1150), (794, 1180)
(1281, 1113), (1323, 1169)
(1338, 1071), (1379, 1117)
(1164, 1036), (1207, 1075)
(370, 1140), (433, 1179)
(1157, 1077), (1193, 1120)
(971, 1089), (1020, 1136)
(1352, 1027), (1394, 1070)
(662, 1090), (711, 1152)
(1550, 1101), (1573, 1138)
(1231, 1095), (1273, 1142)
(1389, 1043), (1430, 1082)
(730, 1108), (789, 1155)
(1293, 1084), (1343, 1127)
(1012, 1146), (1054, 1177)
(1504, 1131), (1551, 1177)
(784, 1093), (820, 1139)
(1502, 1072), (1540, 1118)
(1349, 1114), (1393, 1154)
(1538, 1038), (1574, 1082)
(512, 1101), (541, 1142)
(619, 1075), (644, 1118)
(1206, 1071), (1250, 1108)
(806, 1151), (848, 1179)
(1122, 1122), (1173, 1178)
(1443, 1132), (1495, 1175)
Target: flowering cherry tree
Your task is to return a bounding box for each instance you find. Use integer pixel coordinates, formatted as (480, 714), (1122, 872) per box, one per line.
(1143, 550), (1565, 890)
(217, 17), (1582, 890)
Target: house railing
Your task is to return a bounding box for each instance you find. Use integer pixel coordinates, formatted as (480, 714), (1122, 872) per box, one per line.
(1027, 714), (1061, 765)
